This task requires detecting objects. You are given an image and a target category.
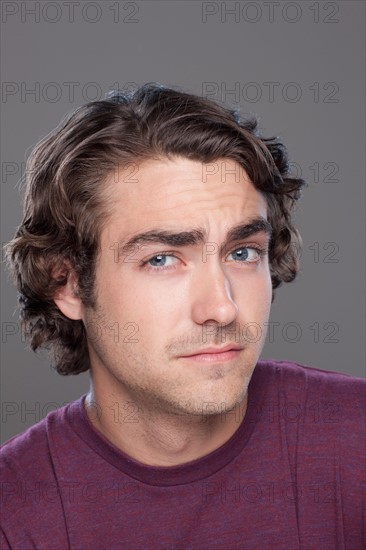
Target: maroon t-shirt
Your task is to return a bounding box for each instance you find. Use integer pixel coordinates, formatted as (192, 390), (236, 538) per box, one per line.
(1, 360), (365, 549)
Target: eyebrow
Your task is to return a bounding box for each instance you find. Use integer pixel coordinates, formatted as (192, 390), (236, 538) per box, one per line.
(119, 217), (272, 257)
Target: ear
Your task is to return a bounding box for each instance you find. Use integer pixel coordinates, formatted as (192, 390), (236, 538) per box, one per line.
(53, 269), (83, 321)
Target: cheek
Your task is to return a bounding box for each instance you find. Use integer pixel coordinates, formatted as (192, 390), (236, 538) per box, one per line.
(235, 270), (272, 320)
(99, 273), (183, 337)
(256, 272), (273, 310)
(233, 261), (272, 291)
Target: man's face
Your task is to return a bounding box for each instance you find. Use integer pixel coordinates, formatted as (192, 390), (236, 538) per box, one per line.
(82, 156), (272, 417)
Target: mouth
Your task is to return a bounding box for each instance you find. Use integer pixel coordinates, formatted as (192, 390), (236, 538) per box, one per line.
(179, 344), (244, 363)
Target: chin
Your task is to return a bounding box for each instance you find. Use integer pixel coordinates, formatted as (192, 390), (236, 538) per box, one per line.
(174, 385), (247, 418)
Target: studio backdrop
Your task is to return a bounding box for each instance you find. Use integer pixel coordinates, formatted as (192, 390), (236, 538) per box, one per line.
(1, 0), (365, 443)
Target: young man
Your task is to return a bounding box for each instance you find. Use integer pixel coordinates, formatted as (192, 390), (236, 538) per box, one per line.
(1, 83), (364, 549)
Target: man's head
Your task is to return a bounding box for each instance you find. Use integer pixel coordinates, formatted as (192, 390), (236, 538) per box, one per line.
(5, 83), (305, 385)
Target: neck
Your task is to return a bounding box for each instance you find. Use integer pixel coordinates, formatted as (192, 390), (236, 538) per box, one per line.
(84, 384), (247, 467)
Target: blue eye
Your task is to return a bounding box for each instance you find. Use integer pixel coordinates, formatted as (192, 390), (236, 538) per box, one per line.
(144, 254), (179, 270)
(148, 255), (167, 266)
(228, 247), (260, 262)
(141, 246), (265, 273)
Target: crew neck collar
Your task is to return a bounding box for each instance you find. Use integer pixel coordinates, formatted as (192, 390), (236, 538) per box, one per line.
(66, 362), (268, 486)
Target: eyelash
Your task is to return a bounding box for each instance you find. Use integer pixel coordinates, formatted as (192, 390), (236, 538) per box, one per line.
(140, 245), (268, 272)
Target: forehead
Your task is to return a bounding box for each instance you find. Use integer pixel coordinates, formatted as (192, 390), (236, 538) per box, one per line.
(102, 156), (267, 242)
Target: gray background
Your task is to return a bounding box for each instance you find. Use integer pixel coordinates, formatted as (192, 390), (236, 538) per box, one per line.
(1, 0), (365, 443)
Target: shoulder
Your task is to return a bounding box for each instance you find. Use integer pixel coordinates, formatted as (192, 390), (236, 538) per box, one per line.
(256, 358), (365, 402)
(1, 415), (50, 475)
(255, 359), (365, 434)
(0, 399), (71, 467)
(0, 402), (74, 546)
(1, 396), (82, 484)
(0, 397), (81, 468)
(1, 405), (62, 495)
(256, 359), (365, 451)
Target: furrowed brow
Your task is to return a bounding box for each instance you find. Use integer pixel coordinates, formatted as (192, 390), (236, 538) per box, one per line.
(225, 218), (272, 243)
(118, 217), (272, 256)
(218, 218), (272, 256)
(119, 228), (206, 255)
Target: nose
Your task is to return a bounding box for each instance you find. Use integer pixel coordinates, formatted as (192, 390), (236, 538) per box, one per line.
(190, 263), (238, 327)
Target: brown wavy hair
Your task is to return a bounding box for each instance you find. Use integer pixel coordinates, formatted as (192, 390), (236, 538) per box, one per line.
(4, 82), (306, 375)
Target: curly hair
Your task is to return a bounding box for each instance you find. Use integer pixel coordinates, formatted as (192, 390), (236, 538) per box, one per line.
(4, 82), (306, 375)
